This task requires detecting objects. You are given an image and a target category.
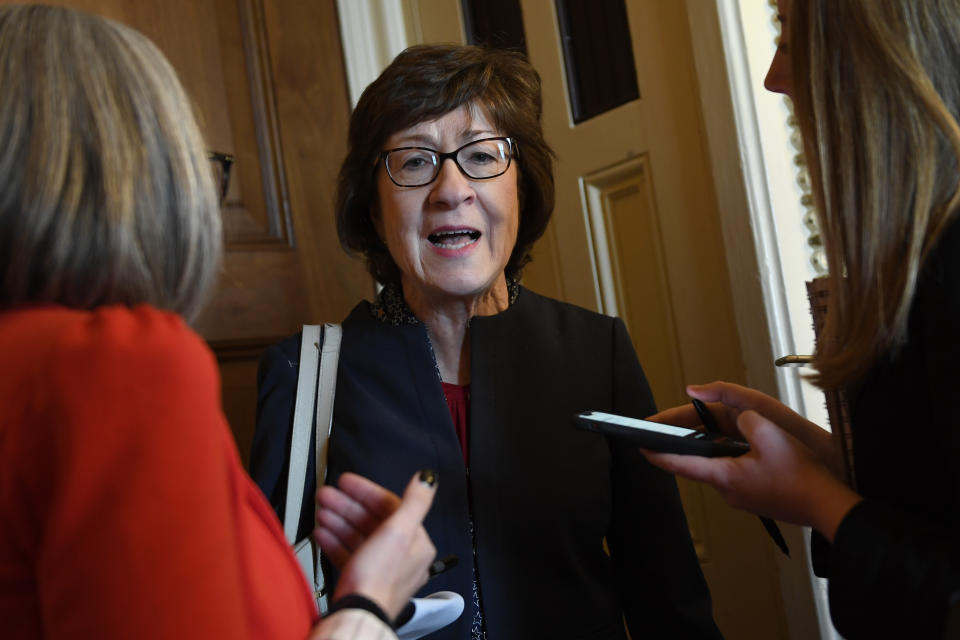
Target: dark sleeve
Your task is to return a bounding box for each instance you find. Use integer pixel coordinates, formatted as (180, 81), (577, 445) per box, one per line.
(825, 229), (960, 640)
(249, 334), (316, 542)
(809, 529), (831, 577)
(827, 501), (960, 639)
(605, 318), (723, 639)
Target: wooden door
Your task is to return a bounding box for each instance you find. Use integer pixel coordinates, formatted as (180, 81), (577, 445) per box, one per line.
(409, 0), (790, 637)
(3, 0), (374, 463)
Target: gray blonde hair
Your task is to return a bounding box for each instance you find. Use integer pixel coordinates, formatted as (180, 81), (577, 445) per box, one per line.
(0, 4), (221, 320)
(792, 0), (960, 388)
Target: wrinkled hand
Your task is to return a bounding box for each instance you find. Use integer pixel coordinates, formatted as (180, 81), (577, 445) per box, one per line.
(315, 473), (401, 570)
(642, 410), (861, 541)
(314, 471), (438, 619)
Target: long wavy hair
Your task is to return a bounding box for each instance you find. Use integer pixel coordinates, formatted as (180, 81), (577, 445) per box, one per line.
(791, 0), (960, 388)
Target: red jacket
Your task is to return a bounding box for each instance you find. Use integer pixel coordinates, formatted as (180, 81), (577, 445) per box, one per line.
(0, 305), (317, 639)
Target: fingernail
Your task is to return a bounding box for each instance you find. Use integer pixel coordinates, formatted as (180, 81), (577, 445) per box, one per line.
(419, 468), (438, 487)
(428, 554), (458, 577)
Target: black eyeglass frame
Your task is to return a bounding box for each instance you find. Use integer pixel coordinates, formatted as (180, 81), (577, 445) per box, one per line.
(207, 151), (235, 204)
(378, 136), (516, 187)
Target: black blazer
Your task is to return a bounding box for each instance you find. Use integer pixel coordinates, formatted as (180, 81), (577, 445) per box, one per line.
(811, 222), (960, 639)
(251, 287), (721, 639)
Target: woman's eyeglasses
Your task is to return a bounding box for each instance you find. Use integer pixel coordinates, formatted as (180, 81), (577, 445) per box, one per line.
(207, 151), (235, 204)
(379, 137), (516, 187)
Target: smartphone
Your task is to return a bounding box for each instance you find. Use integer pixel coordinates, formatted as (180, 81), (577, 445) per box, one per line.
(573, 410), (750, 457)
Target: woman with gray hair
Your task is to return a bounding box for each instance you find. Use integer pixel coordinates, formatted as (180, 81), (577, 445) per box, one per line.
(0, 5), (437, 639)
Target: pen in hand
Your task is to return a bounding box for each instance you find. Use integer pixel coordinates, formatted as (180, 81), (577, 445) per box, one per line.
(428, 554), (458, 577)
(393, 554), (459, 629)
(691, 399), (791, 557)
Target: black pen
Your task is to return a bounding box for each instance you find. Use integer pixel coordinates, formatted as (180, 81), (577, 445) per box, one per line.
(692, 399), (791, 557)
(394, 554), (459, 629)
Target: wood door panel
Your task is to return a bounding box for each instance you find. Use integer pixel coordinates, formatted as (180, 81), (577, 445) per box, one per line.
(23, 0), (289, 247)
(217, 356), (262, 468)
(214, 0), (292, 246)
(261, 1), (376, 323)
(194, 249), (306, 342)
(582, 155), (686, 410)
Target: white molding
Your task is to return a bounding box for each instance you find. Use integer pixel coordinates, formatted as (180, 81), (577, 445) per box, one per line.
(336, 0), (413, 108)
(711, 0), (804, 410)
(581, 176), (620, 318)
(576, 178), (605, 314)
(581, 157), (654, 318)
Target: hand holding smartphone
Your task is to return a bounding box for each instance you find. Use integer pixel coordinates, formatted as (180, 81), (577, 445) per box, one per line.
(575, 405), (790, 556)
(573, 410), (750, 458)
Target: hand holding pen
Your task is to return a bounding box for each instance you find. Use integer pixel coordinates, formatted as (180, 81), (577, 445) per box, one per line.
(692, 399), (790, 557)
(643, 384), (860, 549)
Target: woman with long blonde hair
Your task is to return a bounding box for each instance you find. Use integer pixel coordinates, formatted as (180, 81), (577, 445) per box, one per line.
(644, 1), (960, 638)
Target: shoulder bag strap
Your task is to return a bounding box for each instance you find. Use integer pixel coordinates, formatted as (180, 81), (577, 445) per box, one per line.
(314, 323), (342, 488)
(283, 324), (323, 544)
(312, 323), (341, 614)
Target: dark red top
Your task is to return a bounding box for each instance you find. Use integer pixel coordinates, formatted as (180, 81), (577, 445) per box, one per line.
(441, 382), (471, 465)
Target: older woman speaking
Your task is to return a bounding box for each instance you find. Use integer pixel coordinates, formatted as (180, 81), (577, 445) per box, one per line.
(253, 45), (721, 640)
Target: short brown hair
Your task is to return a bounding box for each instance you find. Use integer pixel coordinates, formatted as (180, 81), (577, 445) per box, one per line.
(0, 5), (221, 320)
(336, 44), (555, 284)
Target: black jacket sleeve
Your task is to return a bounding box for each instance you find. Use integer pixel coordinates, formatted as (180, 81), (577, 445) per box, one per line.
(605, 318), (723, 639)
(827, 500), (960, 639)
(249, 333), (316, 542)
(823, 225), (960, 640)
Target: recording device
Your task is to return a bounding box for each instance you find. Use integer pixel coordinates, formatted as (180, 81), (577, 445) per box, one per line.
(573, 410), (750, 458)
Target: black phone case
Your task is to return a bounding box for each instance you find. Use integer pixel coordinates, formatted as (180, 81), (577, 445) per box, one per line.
(573, 412), (750, 458)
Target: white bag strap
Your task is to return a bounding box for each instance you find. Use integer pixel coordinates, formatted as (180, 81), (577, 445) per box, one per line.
(283, 324), (322, 544)
(283, 323), (342, 614)
(314, 323), (341, 489)
(311, 323), (341, 613)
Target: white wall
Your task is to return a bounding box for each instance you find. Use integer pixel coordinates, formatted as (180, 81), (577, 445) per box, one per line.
(335, 0), (412, 108)
(733, 0), (828, 431)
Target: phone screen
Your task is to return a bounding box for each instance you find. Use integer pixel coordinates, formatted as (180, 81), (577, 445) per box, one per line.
(574, 410), (750, 457)
(582, 411), (697, 437)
